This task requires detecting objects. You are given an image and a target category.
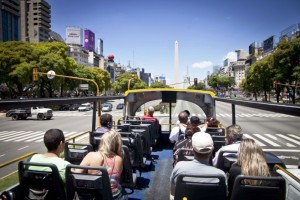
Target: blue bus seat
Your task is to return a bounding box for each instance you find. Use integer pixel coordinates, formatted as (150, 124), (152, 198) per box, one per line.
(175, 173), (227, 200)
(205, 127), (226, 156)
(89, 130), (106, 151)
(64, 142), (93, 165)
(18, 161), (66, 200)
(120, 145), (137, 191)
(230, 175), (286, 200)
(215, 150), (238, 172)
(66, 164), (113, 200)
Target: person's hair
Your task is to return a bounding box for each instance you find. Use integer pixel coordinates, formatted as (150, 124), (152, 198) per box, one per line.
(100, 113), (113, 128)
(148, 106), (155, 115)
(44, 129), (65, 152)
(99, 130), (123, 157)
(206, 117), (220, 127)
(183, 110), (190, 117)
(178, 111), (189, 124)
(226, 124), (243, 143)
(190, 116), (201, 126)
(237, 138), (270, 185)
(185, 124), (200, 139)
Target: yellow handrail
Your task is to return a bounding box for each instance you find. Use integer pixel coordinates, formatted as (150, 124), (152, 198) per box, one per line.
(0, 152), (37, 169)
(273, 164), (300, 183)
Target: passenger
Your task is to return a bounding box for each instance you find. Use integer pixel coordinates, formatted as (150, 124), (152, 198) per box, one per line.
(227, 138), (278, 198)
(77, 130), (127, 200)
(172, 124), (200, 166)
(206, 117), (221, 127)
(190, 116), (207, 132)
(141, 106), (159, 124)
(170, 132), (227, 199)
(212, 124), (243, 166)
(28, 129), (70, 183)
(96, 113), (113, 133)
(176, 110), (190, 125)
(169, 111), (189, 143)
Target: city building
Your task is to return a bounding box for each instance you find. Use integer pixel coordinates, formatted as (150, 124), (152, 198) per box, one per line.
(0, 0), (20, 42)
(68, 44), (89, 66)
(20, 0), (51, 43)
(66, 26), (83, 46)
(154, 74), (166, 85)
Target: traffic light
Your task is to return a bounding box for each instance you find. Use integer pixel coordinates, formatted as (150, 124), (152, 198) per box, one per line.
(194, 78), (198, 86)
(33, 67), (38, 81)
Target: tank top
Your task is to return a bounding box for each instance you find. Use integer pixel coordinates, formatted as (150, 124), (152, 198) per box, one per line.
(102, 153), (122, 196)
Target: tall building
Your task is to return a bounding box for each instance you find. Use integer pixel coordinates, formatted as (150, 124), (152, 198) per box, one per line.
(20, 0), (51, 43)
(0, 0), (20, 42)
(83, 29), (95, 52)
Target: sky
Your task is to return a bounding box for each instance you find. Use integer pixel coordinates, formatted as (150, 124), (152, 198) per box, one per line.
(47, 0), (300, 84)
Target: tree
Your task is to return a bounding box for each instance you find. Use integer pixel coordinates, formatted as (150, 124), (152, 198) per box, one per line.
(188, 82), (205, 90)
(273, 38), (300, 104)
(207, 74), (220, 91)
(150, 82), (171, 88)
(112, 72), (147, 93)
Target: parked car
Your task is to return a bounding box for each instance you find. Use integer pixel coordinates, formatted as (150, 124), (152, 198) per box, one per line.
(6, 107), (53, 120)
(102, 103), (112, 112)
(69, 104), (80, 111)
(78, 103), (92, 112)
(116, 103), (124, 109)
(59, 105), (70, 111)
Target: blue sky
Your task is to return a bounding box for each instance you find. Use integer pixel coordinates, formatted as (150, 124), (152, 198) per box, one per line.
(47, 0), (300, 84)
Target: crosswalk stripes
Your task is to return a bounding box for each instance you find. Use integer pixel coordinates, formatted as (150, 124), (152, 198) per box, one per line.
(0, 131), (78, 143)
(173, 113), (295, 118)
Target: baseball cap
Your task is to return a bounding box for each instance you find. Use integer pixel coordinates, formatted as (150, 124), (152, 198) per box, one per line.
(192, 132), (214, 154)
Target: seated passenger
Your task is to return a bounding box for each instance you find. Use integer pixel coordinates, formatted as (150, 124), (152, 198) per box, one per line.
(173, 124), (200, 166)
(227, 138), (280, 198)
(77, 130), (127, 200)
(141, 106), (159, 124)
(190, 116), (207, 132)
(29, 129), (70, 183)
(176, 110), (190, 125)
(170, 132), (227, 199)
(169, 111), (189, 143)
(96, 113), (113, 133)
(212, 124), (243, 166)
(206, 117), (221, 127)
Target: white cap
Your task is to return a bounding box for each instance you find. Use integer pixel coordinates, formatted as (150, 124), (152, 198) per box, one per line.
(192, 132), (214, 154)
(148, 106), (155, 112)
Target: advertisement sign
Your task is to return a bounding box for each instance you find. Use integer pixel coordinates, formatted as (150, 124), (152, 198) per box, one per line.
(66, 27), (82, 45)
(84, 29), (95, 52)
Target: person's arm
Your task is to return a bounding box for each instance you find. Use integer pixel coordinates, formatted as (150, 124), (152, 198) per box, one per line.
(75, 153), (92, 173)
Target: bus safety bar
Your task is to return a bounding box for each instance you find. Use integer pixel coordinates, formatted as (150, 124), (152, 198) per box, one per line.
(273, 164), (300, 183)
(0, 131), (90, 169)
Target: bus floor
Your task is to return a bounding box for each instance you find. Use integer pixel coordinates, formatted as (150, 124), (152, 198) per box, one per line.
(127, 132), (174, 200)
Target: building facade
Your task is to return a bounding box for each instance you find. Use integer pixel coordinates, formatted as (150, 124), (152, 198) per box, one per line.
(0, 0), (20, 42)
(20, 0), (51, 43)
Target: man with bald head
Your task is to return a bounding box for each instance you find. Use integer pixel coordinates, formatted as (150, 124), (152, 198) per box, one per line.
(169, 111), (189, 143)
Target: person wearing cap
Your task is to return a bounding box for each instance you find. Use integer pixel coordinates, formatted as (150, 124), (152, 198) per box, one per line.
(169, 111), (189, 143)
(212, 124), (243, 166)
(170, 132), (227, 199)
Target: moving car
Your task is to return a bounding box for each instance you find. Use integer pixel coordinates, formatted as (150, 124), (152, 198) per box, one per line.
(116, 103), (124, 109)
(78, 103), (92, 111)
(102, 103), (112, 112)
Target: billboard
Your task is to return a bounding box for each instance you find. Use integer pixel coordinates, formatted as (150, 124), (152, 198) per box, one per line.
(84, 29), (95, 52)
(249, 42), (258, 55)
(66, 27), (83, 45)
(263, 36), (274, 52)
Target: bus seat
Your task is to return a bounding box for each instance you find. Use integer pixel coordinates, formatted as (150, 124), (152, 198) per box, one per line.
(215, 150), (238, 172)
(276, 167), (300, 200)
(230, 175), (286, 200)
(177, 148), (194, 163)
(18, 161), (66, 200)
(206, 127), (226, 155)
(89, 131), (106, 151)
(120, 145), (137, 191)
(66, 164), (113, 200)
(64, 142), (93, 165)
(0, 190), (14, 200)
(174, 173), (227, 200)
(142, 120), (160, 140)
(119, 132), (145, 169)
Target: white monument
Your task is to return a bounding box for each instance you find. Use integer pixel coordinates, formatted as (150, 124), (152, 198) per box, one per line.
(174, 40), (180, 87)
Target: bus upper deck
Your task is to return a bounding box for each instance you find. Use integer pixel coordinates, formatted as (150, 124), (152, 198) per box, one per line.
(0, 88), (299, 200)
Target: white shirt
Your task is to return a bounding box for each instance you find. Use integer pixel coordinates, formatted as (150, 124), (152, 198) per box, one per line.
(212, 142), (240, 166)
(169, 125), (186, 143)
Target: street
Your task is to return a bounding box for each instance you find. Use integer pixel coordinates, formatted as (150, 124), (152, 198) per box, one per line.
(0, 99), (300, 178)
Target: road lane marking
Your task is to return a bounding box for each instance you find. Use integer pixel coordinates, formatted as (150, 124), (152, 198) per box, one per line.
(18, 146), (29, 150)
(14, 131), (43, 142)
(265, 134), (277, 140)
(277, 134), (300, 145)
(263, 149), (300, 152)
(0, 131), (29, 140)
(254, 134), (280, 147)
(243, 133), (266, 146)
(0, 154), (5, 158)
(288, 134), (300, 140)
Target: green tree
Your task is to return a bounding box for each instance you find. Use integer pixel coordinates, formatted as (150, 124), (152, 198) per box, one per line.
(150, 81), (171, 88)
(112, 72), (147, 93)
(273, 38), (300, 104)
(207, 74), (220, 91)
(188, 82), (205, 90)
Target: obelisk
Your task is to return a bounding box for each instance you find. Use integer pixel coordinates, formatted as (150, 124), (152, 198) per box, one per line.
(174, 40), (179, 87)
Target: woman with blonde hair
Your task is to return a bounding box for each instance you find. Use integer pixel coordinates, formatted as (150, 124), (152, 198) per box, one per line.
(227, 138), (272, 198)
(77, 130), (127, 200)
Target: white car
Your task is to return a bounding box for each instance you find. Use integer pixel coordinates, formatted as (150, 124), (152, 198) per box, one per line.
(78, 103), (92, 111)
(102, 104), (112, 112)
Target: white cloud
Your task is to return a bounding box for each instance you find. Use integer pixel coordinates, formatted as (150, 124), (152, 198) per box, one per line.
(192, 61), (213, 69)
(223, 51), (237, 61)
